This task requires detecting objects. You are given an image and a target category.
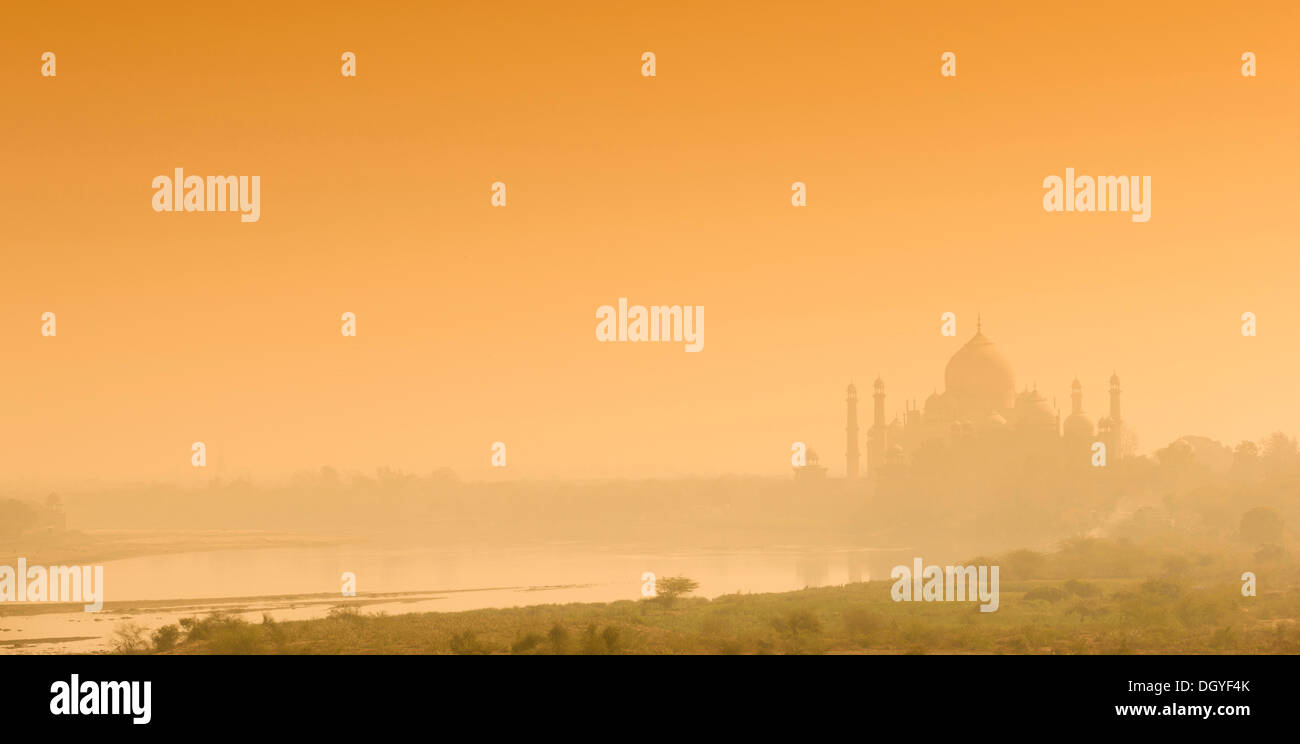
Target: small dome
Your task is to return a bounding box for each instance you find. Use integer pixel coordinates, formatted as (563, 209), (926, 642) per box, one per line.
(1063, 411), (1095, 439)
(1017, 388), (1053, 412)
(1016, 388), (1056, 430)
(924, 390), (952, 419)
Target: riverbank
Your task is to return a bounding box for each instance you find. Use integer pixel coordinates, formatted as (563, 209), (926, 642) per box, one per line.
(144, 572), (1300, 654)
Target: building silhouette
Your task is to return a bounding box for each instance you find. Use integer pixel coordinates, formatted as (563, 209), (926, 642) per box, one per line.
(845, 382), (860, 478)
(855, 322), (1125, 478)
(794, 448), (828, 481)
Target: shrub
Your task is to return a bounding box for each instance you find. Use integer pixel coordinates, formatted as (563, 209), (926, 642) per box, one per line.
(511, 633), (543, 653)
(771, 609), (822, 637)
(580, 624), (606, 653)
(111, 622), (149, 654)
(449, 630), (493, 655)
(843, 608), (884, 636)
(262, 614), (288, 650)
(1255, 544), (1285, 562)
(1240, 507), (1284, 546)
(601, 626), (622, 652)
(206, 618), (264, 654)
(1063, 579), (1098, 597)
(151, 624), (181, 652)
(1209, 625), (1239, 650)
(1140, 579), (1183, 601)
(1003, 550), (1046, 580)
(548, 624), (569, 653)
(328, 604), (364, 620)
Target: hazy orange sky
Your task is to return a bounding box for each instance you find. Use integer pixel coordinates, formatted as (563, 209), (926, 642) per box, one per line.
(2, 1), (1299, 484)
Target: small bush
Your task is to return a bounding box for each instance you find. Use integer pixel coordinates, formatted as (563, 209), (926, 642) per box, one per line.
(449, 630), (493, 655)
(1063, 579), (1099, 597)
(601, 626), (622, 652)
(843, 608), (884, 636)
(111, 622), (149, 654)
(581, 624), (607, 653)
(1023, 587), (1067, 603)
(548, 624), (569, 653)
(206, 618), (264, 654)
(772, 609), (822, 637)
(1255, 544), (1285, 562)
(511, 633), (543, 653)
(1141, 579), (1183, 601)
(328, 604), (364, 620)
(151, 624), (180, 652)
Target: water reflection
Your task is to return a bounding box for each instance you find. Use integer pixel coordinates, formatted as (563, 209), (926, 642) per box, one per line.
(0, 543), (912, 653)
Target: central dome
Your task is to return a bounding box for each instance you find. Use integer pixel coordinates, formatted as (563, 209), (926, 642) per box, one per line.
(944, 330), (1016, 414)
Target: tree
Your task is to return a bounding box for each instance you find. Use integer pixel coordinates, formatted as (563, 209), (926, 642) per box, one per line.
(1155, 438), (1196, 469)
(771, 609), (822, 637)
(111, 622), (149, 654)
(548, 623), (569, 652)
(1239, 507), (1284, 546)
(1231, 441), (1260, 481)
(0, 500), (38, 540)
(1262, 432), (1298, 459)
(652, 576), (699, 607)
(1261, 432), (1299, 473)
(151, 625), (181, 652)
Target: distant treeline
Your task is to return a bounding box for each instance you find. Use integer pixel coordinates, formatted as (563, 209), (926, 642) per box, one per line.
(3, 432), (1296, 557)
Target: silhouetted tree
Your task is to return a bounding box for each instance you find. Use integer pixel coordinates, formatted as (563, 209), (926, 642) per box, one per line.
(652, 576), (699, 607)
(1240, 506), (1284, 546)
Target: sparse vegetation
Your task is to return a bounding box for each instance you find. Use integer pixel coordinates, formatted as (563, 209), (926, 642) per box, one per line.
(150, 624), (181, 652)
(135, 537), (1300, 655)
(111, 622), (149, 654)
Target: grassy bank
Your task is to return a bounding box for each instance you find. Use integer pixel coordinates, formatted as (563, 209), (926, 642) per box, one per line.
(126, 538), (1300, 654)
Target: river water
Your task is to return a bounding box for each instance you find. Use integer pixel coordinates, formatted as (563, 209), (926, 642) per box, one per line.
(0, 542), (910, 653)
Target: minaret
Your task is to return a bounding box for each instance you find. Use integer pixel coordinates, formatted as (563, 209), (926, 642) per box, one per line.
(845, 382), (860, 479)
(867, 376), (887, 478)
(1108, 372), (1122, 424)
(873, 376), (886, 428)
(1062, 376), (1098, 450)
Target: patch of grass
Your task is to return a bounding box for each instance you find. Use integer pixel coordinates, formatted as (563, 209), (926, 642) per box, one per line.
(142, 540), (1300, 655)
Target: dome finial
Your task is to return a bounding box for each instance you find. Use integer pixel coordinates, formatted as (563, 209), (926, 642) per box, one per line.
(977, 313), (982, 333)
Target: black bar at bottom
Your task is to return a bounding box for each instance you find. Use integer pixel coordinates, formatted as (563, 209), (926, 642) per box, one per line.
(0, 654), (1284, 732)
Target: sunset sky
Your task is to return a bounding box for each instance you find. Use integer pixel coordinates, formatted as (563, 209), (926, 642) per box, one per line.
(2, 1), (1299, 484)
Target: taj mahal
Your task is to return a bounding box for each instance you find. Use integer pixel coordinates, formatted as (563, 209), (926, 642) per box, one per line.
(842, 320), (1125, 480)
